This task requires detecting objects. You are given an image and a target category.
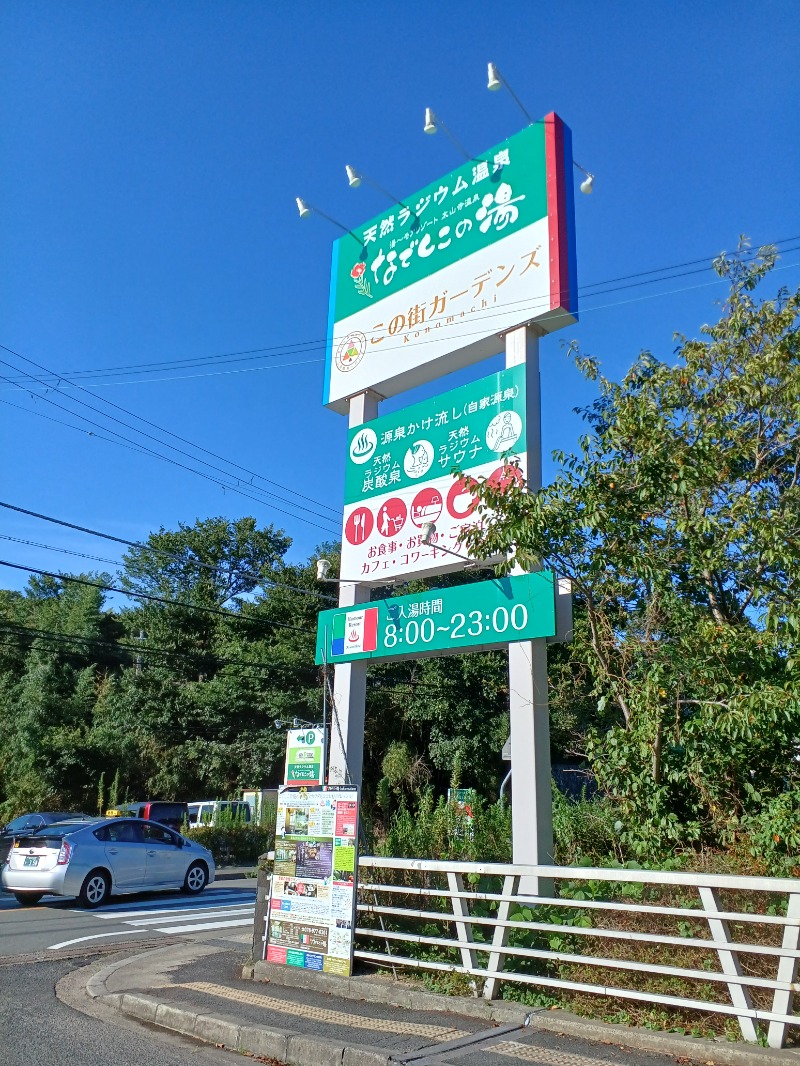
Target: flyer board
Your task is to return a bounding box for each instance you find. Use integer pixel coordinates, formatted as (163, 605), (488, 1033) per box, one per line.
(264, 785), (359, 976)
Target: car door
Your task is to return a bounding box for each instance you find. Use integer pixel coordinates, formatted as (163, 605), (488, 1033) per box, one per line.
(99, 820), (146, 891)
(141, 822), (186, 887)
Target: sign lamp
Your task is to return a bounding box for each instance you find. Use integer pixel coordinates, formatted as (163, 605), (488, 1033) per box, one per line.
(422, 107), (471, 159)
(486, 61), (595, 194)
(295, 199), (367, 253)
(420, 522), (493, 569)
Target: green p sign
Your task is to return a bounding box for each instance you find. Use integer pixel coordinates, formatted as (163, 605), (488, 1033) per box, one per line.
(284, 728), (325, 786)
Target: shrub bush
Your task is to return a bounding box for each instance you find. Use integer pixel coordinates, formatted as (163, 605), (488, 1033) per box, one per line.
(186, 823), (275, 866)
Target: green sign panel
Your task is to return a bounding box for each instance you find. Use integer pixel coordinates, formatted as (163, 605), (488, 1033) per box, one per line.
(345, 363), (526, 505)
(284, 728), (325, 786)
(332, 125), (547, 324)
(323, 115), (577, 411)
(314, 572), (556, 665)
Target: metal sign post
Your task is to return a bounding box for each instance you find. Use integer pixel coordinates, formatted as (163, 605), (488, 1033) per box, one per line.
(506, 323), (553, 892)
(328, 390), (379, 789)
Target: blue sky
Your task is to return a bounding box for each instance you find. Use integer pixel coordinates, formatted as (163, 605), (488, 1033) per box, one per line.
(1, 2), (798, 595)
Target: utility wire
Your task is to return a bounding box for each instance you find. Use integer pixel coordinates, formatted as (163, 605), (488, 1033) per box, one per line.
(5, 248), (799, 393)
(0, 626), (450, 697)
(0, 502), (338, 604)
(0, 534), (121, 569)
(0, 559), (314, 635)
(3, 236), (797, 385)
(0, 622), (319, 679)
(0, 341), (340, 520)
(0, 367), (340, 535)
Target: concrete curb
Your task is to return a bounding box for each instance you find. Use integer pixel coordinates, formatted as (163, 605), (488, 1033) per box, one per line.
(108, 990), (394, 1066)
(244, 960), (800, 1066)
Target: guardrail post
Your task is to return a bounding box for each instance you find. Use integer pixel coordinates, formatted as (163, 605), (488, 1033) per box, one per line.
(767, 891), (800, 1049)
(447, 871), (479, 994)
(483, 874), (520, 1000)
(698, 886), (757, 1042)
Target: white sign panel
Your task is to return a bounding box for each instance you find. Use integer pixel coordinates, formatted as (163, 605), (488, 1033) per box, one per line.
(324, 117), (577, 413)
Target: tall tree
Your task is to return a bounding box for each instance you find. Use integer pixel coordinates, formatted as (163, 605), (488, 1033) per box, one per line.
(120, 516), (291, 607)
(461, 244), (800, 859)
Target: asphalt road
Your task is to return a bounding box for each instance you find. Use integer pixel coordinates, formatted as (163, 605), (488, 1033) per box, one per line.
(0, 957), (242, 1066)
(0, 876), (256, 956)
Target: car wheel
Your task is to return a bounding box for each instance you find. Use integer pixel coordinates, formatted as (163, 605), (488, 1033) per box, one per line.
(181, 861), (208, 894)
(13, 892), (43, 906)
(79, 869), (110, 908)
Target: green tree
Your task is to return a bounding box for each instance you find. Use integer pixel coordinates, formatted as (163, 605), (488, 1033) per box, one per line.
(461, 244), (800, 861)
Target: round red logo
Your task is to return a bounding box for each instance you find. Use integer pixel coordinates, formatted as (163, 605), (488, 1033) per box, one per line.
(375, 498), (407, 538)
(446, 477), (479, 520)
(410, 487), (443, 528)
(344, 507), (373, 545)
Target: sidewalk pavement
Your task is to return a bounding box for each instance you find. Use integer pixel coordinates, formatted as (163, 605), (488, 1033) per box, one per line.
(67, 940), (800, 1066)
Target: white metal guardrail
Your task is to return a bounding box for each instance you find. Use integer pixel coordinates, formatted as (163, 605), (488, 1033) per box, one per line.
(355, 857), (800, 1049)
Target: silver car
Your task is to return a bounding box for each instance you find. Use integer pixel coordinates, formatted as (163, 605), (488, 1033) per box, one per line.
(0, 817), (215, 907)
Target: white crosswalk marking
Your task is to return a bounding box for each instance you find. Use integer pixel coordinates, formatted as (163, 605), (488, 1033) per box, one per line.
(89, 891), (255, 937)
(151, 918), (254, 934)
(127, 907), (253, 926)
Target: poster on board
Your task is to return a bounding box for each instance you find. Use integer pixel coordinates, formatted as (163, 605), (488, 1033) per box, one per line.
(264, 785), (359, 976)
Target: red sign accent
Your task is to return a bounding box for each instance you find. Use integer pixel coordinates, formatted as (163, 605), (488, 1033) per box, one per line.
(376, 497), (407, 537)
(487, 465), (524, 492)
(410, 487), (443, 527)
(446, 476), (479, 520)
(345, 506), (373, 545)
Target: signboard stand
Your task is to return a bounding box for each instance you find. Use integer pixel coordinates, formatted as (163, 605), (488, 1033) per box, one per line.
(265, 785), (360, 975)
(319, 114), (576, 889)
(506, 324), (554, 894)
(328, 389), (378, 788)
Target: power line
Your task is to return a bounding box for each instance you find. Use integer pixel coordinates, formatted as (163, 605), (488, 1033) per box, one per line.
(0, 365), (341, 535)
(3, 236), (797, 386)
(0, 559), (315, 635)
(0, 501), (338, 604)
(0, 341), (341, 521)
(6, 250), (799, 394)
(0, 622), (319, 679)
(0, 533), (120, 569)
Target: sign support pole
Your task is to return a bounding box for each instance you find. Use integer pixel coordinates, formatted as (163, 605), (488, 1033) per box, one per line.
(505, 324), (554, 893)
(328, 389), (380, 788)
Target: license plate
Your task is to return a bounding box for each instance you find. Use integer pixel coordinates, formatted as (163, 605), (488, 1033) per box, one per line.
(23, 856), (39, 867)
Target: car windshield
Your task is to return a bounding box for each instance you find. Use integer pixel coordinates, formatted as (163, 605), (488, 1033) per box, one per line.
(5, 816), (41, 833)
(14, 833), (67, 848)
(33, 821), (93, 836)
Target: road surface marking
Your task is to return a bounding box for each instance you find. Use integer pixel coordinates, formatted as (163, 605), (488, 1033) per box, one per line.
(90, 893), (254, 919)
(153, 918), (254, 934)
(95, 901), (254, 921)
(127, 907), (253, 926)
(48, 930), (142, 950)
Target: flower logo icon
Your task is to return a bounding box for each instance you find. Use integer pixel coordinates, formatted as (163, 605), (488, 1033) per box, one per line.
(350, 261), (372, 299)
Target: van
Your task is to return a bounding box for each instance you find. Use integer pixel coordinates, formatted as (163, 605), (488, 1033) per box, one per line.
(187, 800), (251, 828)
(105, 801), (189, 831)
